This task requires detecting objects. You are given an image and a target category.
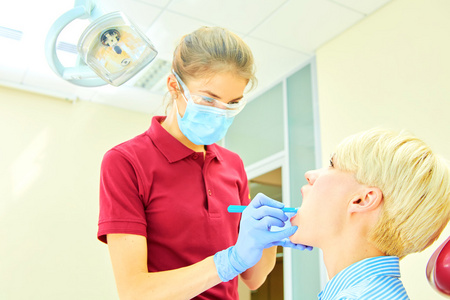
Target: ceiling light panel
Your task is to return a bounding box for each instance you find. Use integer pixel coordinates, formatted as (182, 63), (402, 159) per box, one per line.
(134, 58), (171, 94)
(0, 26), (23, 41)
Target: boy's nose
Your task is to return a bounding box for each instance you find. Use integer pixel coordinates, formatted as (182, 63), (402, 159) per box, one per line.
(305, 169), (320, 185)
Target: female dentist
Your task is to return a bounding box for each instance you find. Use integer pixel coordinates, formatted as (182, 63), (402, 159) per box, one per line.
(97, 26), (306, 300)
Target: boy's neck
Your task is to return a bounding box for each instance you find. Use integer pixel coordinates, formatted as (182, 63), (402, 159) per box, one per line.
(322, 238), (385, 279)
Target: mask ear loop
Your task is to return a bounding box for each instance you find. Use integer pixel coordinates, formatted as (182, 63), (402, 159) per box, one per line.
(173, 86), (186, 119)
(172, 70), (191, 104)
(169, 72), (187, 119)
(174, 97), (181, 117)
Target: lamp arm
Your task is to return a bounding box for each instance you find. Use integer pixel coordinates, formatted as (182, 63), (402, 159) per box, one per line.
(45, 4), (106, 87)
(45, 5), (89, 77)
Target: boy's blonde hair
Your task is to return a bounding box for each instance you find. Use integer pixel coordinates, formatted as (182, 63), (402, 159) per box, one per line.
(334, 128), (450, 258)
(172, 26), (256, 90)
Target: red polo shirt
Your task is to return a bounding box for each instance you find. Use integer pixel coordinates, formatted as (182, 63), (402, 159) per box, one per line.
(98, 116), (250, 299)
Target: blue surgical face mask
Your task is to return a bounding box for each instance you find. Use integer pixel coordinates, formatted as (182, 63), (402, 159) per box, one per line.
(175, 94), (234, 145)
(173, 71), (235, 145)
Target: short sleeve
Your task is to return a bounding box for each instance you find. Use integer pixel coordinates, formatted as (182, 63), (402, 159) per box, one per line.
(97, 149), (147, 243)
(237, 157), (251, 206)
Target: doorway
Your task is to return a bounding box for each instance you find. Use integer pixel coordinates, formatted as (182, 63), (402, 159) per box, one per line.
(238, 167), (284, 300)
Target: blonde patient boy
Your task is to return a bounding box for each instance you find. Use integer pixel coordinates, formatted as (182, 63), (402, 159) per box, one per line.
(289, 128), (450, 299)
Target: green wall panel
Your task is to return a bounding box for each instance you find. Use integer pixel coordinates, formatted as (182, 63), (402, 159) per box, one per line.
(225, 83), (284, 166)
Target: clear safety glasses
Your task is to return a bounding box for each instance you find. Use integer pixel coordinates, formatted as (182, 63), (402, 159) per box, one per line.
(172, 70), (247, 118)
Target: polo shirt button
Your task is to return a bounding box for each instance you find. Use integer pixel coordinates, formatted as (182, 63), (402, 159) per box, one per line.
(193, 154), (198, 159)
(208, 189), (212, 196)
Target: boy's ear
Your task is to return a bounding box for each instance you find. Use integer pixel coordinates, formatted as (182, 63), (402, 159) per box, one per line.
(348, 187), (383, 213)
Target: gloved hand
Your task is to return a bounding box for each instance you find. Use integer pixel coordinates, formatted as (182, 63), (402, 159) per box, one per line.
(214, 193), (298, 282)
(270, 238), (313, 250)
(269, 212), (313, 251)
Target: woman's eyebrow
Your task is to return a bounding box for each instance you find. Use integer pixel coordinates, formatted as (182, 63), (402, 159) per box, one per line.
(198, 89), (244, 101)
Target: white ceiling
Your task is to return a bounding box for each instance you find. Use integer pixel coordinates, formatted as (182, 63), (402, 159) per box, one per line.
(0, 0), (392, 114)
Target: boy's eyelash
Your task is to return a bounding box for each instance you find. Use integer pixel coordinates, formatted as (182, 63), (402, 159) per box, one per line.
(330, 158), (334, 167)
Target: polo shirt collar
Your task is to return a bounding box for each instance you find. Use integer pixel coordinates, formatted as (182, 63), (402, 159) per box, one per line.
(147, 116), (222, 163)
(318, 256), (401, 300)
(205, 143), (223, 161)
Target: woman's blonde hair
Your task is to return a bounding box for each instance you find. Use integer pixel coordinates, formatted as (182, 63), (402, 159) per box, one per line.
(172, 26), (256, 90)
(334, 128), (450, 258)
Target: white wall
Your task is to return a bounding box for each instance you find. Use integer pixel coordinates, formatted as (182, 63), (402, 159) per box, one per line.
(316, 0), (450, 298)
(0, 86), (151, 299)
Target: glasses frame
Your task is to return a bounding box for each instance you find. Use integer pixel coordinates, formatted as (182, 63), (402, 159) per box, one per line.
(172, 70), (246, 117)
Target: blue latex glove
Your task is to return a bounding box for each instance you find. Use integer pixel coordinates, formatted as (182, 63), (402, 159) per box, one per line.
(214, 193), (298, 282)
(269, 212), (313, 251)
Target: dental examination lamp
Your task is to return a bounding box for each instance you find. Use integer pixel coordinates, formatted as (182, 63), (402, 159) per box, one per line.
(45, 0), (158, 87)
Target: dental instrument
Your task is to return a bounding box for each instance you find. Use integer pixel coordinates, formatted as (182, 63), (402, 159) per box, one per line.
(228, 205), (298, 213)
